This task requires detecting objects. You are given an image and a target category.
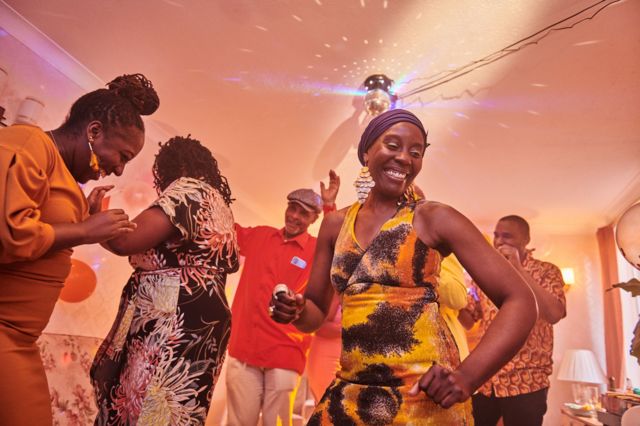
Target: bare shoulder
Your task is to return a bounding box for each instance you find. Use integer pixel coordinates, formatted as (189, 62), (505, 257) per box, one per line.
(414, 200), (460, 225)
(325, 206), (348, 223)
(414, 200), (475, 253)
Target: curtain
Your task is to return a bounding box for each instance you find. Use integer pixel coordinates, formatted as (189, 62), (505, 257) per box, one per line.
(597, 225), (625, 389)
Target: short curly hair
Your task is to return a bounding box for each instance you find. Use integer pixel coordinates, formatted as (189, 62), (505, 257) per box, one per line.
(152, 135), (234, 205)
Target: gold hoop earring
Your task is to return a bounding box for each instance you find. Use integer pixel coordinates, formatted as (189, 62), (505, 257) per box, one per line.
(354, 166), (375, 204)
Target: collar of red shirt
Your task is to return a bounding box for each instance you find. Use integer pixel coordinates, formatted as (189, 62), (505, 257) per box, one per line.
(278, 228), (311, 248)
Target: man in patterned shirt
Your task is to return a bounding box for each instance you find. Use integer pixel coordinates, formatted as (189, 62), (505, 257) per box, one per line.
(460, 215), (566, 426)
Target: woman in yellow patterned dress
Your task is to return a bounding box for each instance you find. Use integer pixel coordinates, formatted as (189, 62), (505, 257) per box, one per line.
(271, 109), (538, 425)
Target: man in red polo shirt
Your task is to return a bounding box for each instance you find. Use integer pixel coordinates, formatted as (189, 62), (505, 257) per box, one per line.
(225, 171), (339, 426)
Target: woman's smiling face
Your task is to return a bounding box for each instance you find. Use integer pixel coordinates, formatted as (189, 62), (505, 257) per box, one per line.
(363, 122), (426, 199)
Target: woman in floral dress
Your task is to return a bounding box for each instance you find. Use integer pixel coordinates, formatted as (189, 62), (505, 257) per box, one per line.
(91, 136), (238, 425)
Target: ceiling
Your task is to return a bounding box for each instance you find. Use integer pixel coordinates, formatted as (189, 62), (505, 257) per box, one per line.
(3, 0), (640, 235)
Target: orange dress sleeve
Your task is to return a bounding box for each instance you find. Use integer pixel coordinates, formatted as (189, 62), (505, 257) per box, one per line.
(0, 137), (55, 263)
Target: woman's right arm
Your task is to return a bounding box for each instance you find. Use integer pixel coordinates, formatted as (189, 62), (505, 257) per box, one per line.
(271, 209), (345, 333)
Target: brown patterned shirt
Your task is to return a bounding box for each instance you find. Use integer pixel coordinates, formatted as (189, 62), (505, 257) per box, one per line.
(469, 250), (566, 397)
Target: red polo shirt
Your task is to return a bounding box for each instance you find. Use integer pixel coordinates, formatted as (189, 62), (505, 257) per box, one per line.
(228, 224), (316, 375)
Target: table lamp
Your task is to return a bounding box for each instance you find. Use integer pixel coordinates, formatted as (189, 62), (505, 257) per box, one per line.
(557, 349), (606, 406)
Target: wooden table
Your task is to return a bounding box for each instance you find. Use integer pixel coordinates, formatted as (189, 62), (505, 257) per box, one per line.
(560, 408), (603, 426)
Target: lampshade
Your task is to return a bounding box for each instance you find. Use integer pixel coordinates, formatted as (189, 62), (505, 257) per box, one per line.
(557, 349), (606, 384)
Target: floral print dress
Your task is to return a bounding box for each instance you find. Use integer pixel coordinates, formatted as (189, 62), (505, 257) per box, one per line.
(91, 177), (239, 426)
(308, 201), (473, 425)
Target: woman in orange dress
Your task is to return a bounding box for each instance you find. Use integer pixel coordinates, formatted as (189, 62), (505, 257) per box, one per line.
(271, 109), (537, 425)
(0, 74), (159, 425)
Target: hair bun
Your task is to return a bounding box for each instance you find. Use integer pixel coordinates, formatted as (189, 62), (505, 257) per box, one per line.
(107, 73), (159, 116)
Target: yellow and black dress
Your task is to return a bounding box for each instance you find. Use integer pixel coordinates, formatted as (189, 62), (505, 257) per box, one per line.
(308, 202), (473, 425)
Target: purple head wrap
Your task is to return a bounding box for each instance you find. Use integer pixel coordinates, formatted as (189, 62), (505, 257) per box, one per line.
(357, 108), (428, 165)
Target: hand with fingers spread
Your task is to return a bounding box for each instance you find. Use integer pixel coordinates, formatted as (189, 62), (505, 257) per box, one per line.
(87, 185), (115, 214)
(320, 169), (340, 209)
(408, 364), (472, 408)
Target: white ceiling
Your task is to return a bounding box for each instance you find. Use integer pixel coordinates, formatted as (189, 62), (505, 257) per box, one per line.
(3, 0), (640, 235)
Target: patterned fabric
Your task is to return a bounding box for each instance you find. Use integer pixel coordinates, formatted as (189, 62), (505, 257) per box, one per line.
(470, 250), (566, 398)
(90, 177), (239, 425)
(308, 202), (473, 425)
(37, 333), (103, 425)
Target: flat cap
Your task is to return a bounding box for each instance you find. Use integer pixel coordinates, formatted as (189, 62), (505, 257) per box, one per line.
(287, 188), (322, 214)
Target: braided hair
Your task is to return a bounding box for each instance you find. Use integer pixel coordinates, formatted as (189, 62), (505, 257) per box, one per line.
(59, 73), (159, 136)
(153, 136), (234, 206)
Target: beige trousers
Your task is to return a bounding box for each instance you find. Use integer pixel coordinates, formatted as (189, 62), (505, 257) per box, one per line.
(225, 356), (300, 426)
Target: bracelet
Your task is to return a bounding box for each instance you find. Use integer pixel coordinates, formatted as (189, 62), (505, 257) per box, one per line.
(323, 203), (336, 213)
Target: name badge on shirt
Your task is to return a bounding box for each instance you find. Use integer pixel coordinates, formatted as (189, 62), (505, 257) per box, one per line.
(291, 256), (307, 269)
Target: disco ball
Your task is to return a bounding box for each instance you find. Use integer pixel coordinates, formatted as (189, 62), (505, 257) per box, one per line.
(364, 89), (392, 116)
(616, 203), (640, 271)
(362, 74), (396, 116)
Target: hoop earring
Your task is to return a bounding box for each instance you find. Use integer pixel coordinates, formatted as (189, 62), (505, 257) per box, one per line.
(354, 166), (375, 204)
